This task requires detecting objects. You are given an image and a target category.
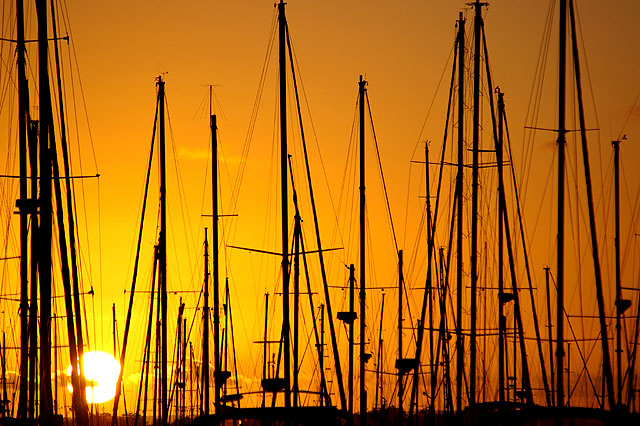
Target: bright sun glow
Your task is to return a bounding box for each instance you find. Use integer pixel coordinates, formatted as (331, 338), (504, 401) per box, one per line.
(66, 351), (121, 404)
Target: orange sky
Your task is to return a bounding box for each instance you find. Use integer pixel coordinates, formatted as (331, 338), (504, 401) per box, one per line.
(1, 0), (640, 417)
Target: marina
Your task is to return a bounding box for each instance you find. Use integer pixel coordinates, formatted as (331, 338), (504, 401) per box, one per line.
(1, 1), (640, 424)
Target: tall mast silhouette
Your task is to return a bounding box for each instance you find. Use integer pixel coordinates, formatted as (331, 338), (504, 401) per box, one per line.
(358, 75), (368, 424)
(455, 11), (465, 413)
(157, 76), (168, 426)
(277, 0), (291, 408)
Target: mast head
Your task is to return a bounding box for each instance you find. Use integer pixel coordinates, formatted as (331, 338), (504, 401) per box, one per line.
(466, 1), (489, 8)
(156, 74), (166, 89)
(156, 72), (169, 86)
(358, 75), (367, 90)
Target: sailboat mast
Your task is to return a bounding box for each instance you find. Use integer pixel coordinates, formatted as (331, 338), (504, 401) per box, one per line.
(358, 74), (368, 424)
(176, 301), (184, 423)
(36, 0), (54, 421)
(349, 264), (355, 416)
(375, 293), (385, 415)
(556, 0), (567, 409)
(545, 267), (555, 403)
(203, 229), (210, 415)
(27, 113), (38, 423)
(157, 76), (168, 426)
(1, 334), (7, 416)
(53, 316), (57, 415)
(293, 187), (301, 408)
(190, 342), (194, 418)
(497, 89), (506, 404)
(320, 304), (325, 407)
(112, 305), (117, 357)
(613, 138), (622, 403)
(262, 293), (269, 408)
(455, 11), (465, 413)
(277, 0), (291, 408)
(469, 0), (484, 406)
(183, 317), (187, 421)
(212, 108), (222, 414)
(397, 250), (404, 421)
(15, 0), (29, 417)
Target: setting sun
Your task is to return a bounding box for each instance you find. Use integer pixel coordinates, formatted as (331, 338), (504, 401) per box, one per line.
(66, 351), (121, 404)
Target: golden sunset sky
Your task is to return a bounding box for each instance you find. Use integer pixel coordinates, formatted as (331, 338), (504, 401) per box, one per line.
(1, 0), (640, 416)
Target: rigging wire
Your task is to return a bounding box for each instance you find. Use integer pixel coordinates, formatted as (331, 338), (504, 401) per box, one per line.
(365, 93), (398, 255)
(165, 95), (195, 278)
(287, 28), (347, 259)
(521, 0), (555, 202)
(59, 0), (98, 173)
(226, 9), (278, 224)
